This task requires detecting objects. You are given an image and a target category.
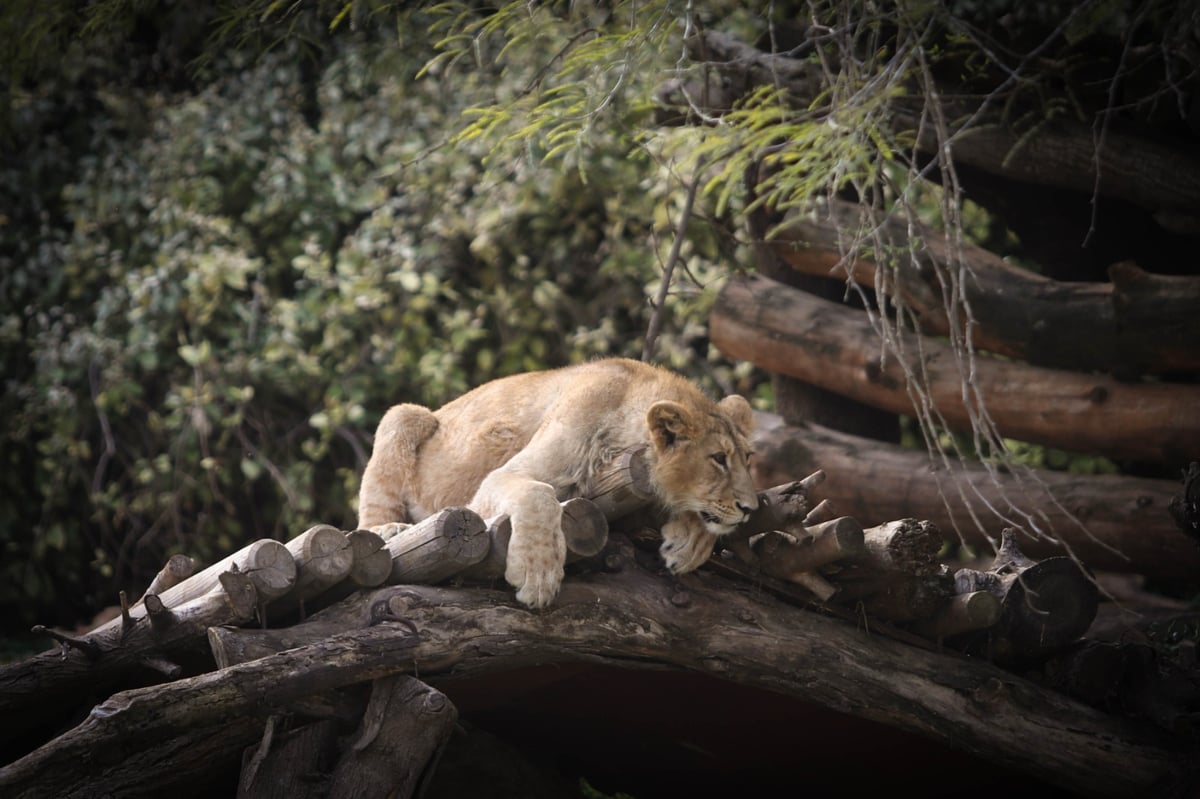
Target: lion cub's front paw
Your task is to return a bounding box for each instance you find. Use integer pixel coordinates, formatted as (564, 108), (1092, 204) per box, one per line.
(505, 536), (565, 609)
(660, 514), (718, 574)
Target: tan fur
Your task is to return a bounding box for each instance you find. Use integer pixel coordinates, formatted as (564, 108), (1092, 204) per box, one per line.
(357, 358), (757, 608)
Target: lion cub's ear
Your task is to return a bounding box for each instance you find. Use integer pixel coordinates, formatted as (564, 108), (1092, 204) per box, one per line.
(718, 395), (754, 437)
(647, 401), (697, 451)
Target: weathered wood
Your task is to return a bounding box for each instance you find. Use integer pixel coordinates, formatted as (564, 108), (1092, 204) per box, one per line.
(15, 543), (1176, 799)
(954, 530), (1099, 665)
(737, 475), (821, 536)
(381, 507), (490, 584)
(326, 675), (457, 799)
(88, 538), (296, 640)
(135, 554), (198, 607)
(712, 272), (1200, 465)
(820, 519), (954, 622)
(830, 566), (956, 623)
(681, 30), (1200, 233)
(0, 571), (260, 752)
(237, 718), (341, 799)
(1168, 461), (1200, 544)
(285, 524), (354, 601)
(858, 519), (944, 576)
(585, 446), (656, 520)
(345, 529), (392, 588)
(911, 591), (1002, 640)
(464, 498), (609, 580)
(768, 198), (1200, 375)
(753, 517), (864, 577)
(751, 413), (1200, 582)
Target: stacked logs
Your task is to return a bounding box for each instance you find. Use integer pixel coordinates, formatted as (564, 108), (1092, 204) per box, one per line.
(0, 446), (1105, 797)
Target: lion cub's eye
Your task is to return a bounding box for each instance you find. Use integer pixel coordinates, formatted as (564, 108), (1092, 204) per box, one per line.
(710, 452), (727, 468)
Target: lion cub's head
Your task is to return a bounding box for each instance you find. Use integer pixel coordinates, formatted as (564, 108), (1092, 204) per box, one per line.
(645, 395), (757, 534)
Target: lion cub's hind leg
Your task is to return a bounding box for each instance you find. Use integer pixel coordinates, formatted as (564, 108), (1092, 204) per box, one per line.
(357, 403), (439, 530)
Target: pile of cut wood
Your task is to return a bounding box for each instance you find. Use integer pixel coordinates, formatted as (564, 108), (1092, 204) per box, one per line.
(1, 451), (1195, 797)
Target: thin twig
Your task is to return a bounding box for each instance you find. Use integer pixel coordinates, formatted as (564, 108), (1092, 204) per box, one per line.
(642, 155), (706, 362)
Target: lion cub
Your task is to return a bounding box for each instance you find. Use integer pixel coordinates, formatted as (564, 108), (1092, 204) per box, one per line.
(357, 358), (757, 608)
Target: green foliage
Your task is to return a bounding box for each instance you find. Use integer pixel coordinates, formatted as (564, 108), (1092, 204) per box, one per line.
(1, 16), (745, 632)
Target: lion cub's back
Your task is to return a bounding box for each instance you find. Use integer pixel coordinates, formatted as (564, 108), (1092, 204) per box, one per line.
(410, 359), (684, 509)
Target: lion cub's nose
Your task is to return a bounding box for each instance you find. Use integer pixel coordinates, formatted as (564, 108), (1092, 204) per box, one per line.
(736, 501), (755, 517)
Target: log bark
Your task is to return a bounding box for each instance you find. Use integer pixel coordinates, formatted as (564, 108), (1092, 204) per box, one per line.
(88, 538), (296, 640)
(584, 446), (656, 520)
(712, 272), (1200, 465)
(680, 30), (1200, 233)
(0, 571), (260, 753)
(11, 540), (1172, 799)
(325, 675), (457, 799)
(954, 530), (1100, 666)
(236, 718), (341, 799)
(380, 507), (490, 584)
(344, 529), (392, 588)
(750, 412), (1200, 579)
(768, 198), (1200, 375)
(911, 591), (1002, 640)
(284, 524), (354, 601)
(135, 554), (198, 606)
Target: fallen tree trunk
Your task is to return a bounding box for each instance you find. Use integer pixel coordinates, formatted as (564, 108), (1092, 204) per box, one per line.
(2, 537), (1182, 799)
(767, 197), (1200, 375)
(750, 412), (1200, 579)
(712, 272), (1200, 465)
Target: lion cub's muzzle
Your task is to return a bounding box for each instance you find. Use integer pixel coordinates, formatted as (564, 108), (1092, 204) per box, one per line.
(700, 500), (756, 534)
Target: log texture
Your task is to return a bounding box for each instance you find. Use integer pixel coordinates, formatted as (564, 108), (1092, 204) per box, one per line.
(0, 571), (260, 754)
(750, 412), (1200, 580)
(768, 198), (1200, 375)
(955, 530), (1099, 666)
(712, 272), (1200, 465)
(681, 30), (1200, 233)
(5, 539), (1178, 799)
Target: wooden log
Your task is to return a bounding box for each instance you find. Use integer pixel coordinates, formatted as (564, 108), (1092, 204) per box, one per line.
(753, 517), (865, 576)
(382, 507), (490, 584)
(325, 675), (457, 798)
(33, 552), (1184, 799)
(739, 474), (822, 536)
(585, 446), (656, 520)
(345, 529), (392, 588)
(953, 530), (1099, 665)
(858, 519), (944, 576)
(237, 718), (341, 799)
(135, 554), (198, 607)
(829, 567), (956, 623)
(821, 518), (953, 622)
(0, 571), (261, 752)
(768, 198), (1200, 375)
(751, 413), (1200, 582)
(463, 498), (609, 580)
(910, 591), (1002, 640)
(1168, 461), (1200, 544)
(285, 524), (354, 601)
(89, 538), (296, 640)
(712, 272), (1200, 465)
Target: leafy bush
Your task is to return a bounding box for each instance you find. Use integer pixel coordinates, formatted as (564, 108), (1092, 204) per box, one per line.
(1, 24), (748, 634)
